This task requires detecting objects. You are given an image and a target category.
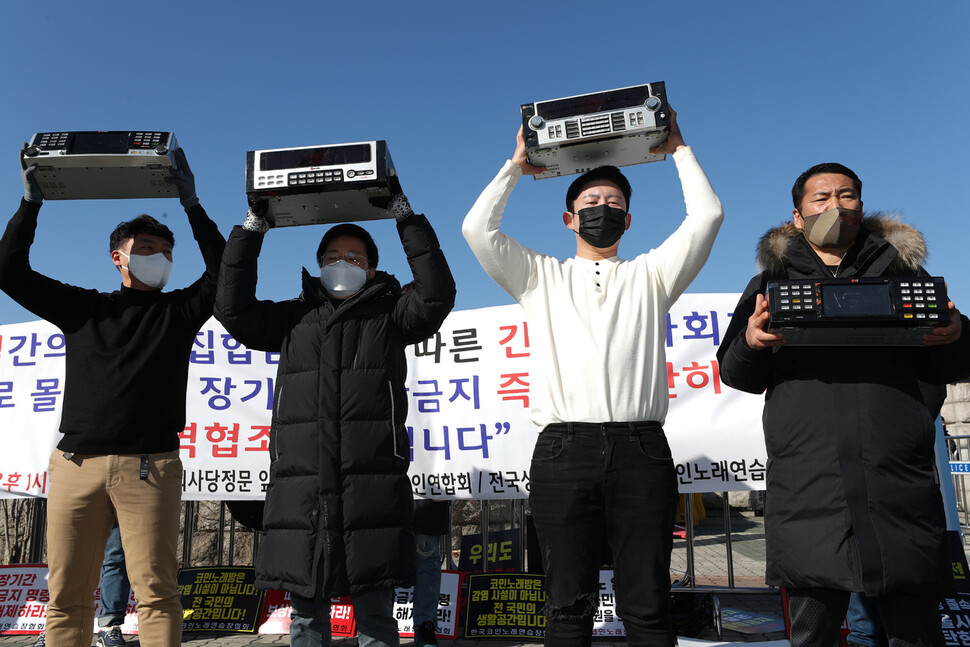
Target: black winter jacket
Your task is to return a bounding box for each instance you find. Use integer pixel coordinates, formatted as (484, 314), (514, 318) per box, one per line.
(215, 214), (456, 599)
(717, 215), (970, 597)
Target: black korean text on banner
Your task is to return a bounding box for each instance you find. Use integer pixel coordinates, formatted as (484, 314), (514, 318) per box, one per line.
(177, 567), (263, 633)
(464, 573), (545, 639)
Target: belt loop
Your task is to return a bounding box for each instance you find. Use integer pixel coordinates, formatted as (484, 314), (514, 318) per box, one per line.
(628, 421), (637, 440)
(565, 422), (575, 440)
(139, 454), (149, 481)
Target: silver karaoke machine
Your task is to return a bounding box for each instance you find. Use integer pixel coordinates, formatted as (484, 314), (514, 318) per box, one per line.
(246, 140), (401, 227)
(22, 131), (180, 200)
(521, 82), (671, 180)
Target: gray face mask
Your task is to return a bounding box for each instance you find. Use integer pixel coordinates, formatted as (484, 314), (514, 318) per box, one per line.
(320, 259), (367, 297)
(800, 207), (862, 249)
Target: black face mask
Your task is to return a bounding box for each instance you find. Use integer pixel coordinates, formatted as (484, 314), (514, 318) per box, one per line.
(575, 205), (627, 248)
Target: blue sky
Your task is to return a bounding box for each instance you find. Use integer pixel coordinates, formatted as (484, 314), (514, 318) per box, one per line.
(1, 1), (968, 325)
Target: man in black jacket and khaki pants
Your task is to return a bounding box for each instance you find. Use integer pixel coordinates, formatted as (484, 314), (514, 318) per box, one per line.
(0, 150), (226, 647)
(215, 193), (455, 647)
(717, 162), (970, 647)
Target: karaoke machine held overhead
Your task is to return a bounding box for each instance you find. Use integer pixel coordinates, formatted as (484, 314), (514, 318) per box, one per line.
(22, 131), (181, 200)
(246, 140), (401, 227)
(520, 82), (671, 180)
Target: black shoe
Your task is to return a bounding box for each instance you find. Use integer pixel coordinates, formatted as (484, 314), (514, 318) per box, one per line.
(96, 626), (127, 647)
(415, 621), (438, 647)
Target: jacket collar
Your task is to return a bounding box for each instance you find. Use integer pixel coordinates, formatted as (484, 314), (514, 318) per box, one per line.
(755, 212), (927, 277)
(117, 285), (164, 299)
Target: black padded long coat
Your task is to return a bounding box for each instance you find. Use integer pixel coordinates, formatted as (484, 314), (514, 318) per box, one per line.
(215, 214), (456, 598)
(717, 215), (970, 597)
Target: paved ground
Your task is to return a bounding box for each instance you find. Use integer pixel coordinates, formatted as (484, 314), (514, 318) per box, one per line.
(670, 507), (785, 643)
(0, 507), (788, 645)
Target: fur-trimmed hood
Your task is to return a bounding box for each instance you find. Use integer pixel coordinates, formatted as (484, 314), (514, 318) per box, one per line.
(756, 211), (927, 275)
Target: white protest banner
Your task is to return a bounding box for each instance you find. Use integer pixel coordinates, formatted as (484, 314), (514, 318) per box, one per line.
(394, 571), (461, 639)
(0, 321), (63, 497)
(0, 565), (48, 634)
(404, 295), (768, 496)
(0, 295), (768, 500)
(0, 565), (138, 635)
(662, 295), (769, 493)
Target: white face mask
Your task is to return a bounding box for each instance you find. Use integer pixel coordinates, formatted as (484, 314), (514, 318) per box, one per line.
(320, 260), (367, 297)
(119, 251), (172, 289)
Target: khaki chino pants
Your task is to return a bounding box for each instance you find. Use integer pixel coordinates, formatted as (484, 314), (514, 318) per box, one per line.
(45, 451), (182, 647)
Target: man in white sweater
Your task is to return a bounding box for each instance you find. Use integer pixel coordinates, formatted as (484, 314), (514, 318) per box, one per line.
(462, 110), (723, 647)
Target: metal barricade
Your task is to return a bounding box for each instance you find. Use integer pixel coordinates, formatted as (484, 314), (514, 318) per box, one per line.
(6, 495), (774, 639)
(948, 433), (970, 544)
(468, 494), (774, 640)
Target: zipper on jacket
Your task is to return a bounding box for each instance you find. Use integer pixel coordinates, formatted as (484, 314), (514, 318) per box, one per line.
(388, 380), (405, 460)
(352, 326), (364, 371)
(272, 387), (283, 458)
(833, 257), (844, 277)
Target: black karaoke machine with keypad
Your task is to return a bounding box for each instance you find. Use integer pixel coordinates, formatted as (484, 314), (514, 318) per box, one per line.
(766, 277), (949, 346)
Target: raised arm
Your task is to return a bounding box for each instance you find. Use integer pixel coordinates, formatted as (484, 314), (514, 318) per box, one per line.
(0, 154), (46, 292)
(389, 194), (456, 344)
(166, 147), (227, 323)
(461, 127), (545, 301)
(213, 202), (294, 352)
(645, 110), (724, 303)
(0, 161), (95, 326)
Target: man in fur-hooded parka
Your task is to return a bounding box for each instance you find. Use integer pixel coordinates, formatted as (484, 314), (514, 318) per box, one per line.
(717, 163), (970, 642)
(215, 198), (456, 603)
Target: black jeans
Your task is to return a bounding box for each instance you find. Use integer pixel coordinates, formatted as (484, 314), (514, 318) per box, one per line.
(529, 422), (678, 647)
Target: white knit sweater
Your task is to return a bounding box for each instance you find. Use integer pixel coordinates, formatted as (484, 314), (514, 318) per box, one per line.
(462, 147), (723, 429)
